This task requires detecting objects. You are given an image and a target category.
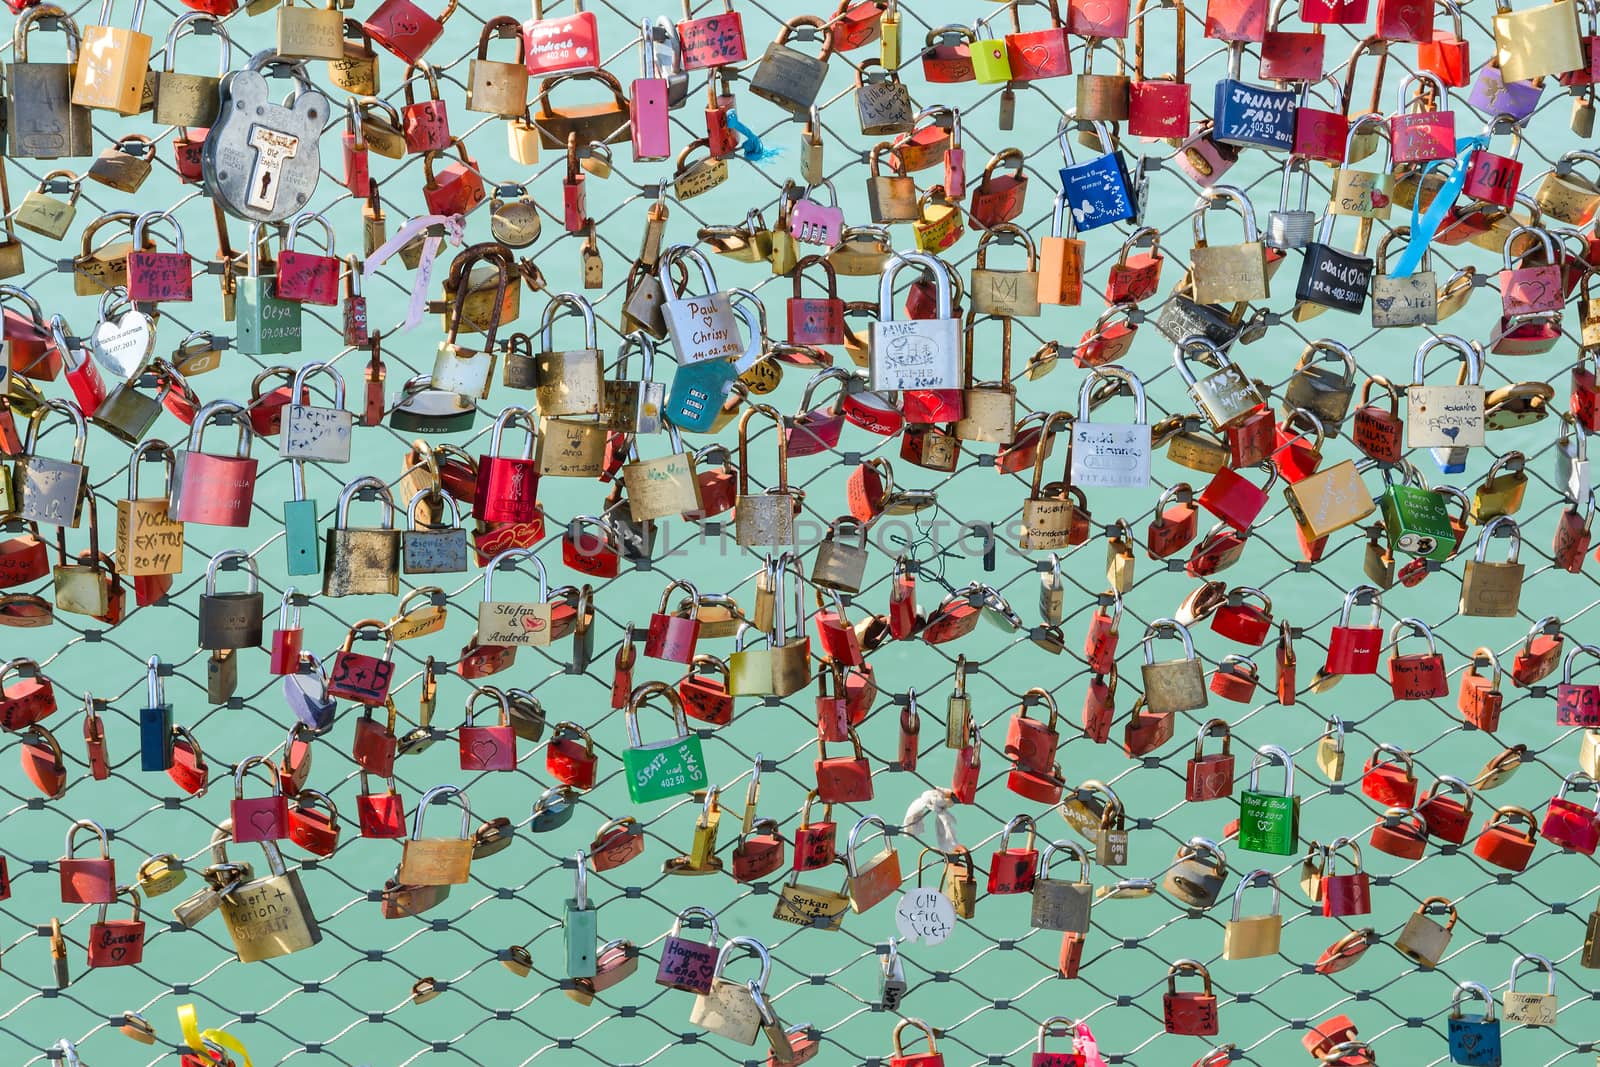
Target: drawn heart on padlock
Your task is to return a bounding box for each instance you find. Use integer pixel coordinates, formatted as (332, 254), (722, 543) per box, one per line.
(1442, 427), (1459, 440)
(1020, 45), (1050, 74)
(1370, 191), (1390, 209)
(473, 739), (500, 764)
(89, 311), (154, 380)
(250, 809), (279, 835)
(521, 615), (548, 634)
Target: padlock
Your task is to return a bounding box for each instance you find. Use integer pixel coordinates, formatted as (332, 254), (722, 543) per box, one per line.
(1362, 743), (1419, 807)
(1463, 117), (1525, 210)
(87, 887), (145, 968)
(1512, 616), (1566, 687)
(457, 686), (517, 772)
(1502, 954), (1558, 1027)
(1141, 618), (1207, 713)
(1070, 366), (1151, 489)
(322, 477), (401, 598)
(1223, 870), (1282, 958)
(1460, 517), (1525, 618)
(1324, 585), (1383, 675)
(1056, 119), (1138, 233)
(8, 6), (94, 158)
(690, 937), (772, 1044)
(1181, 719), (1235, 802)
(1371, 228), (1439, 327)
(1163, 960), (1220, 1035)
(235, 228), (303, 357)
(749, 16), (833, 114)
(1030, 842), (1093, 932)
(1475, 805), (1538, 872)
(1199, 460), (1276, 532)
(622, 680), (709, 803)
(59, 819), (117, 904)
(1540, 770), (1600, 853)
(195, 550), (263, 650)
(889, 1018), (945, 1067)
(1420, 774), (1477, 843)
(231, 757), (290, 844)
(1446, 981), (1502, 1065)
(1212, 43), (1297, 148)
(397, 785), (475, 887)
(987, 815), (1039, 894)
(871, 252), (962, 421)
(1395, 896), (1457, 967)
(1175, 337), (1265, 431)
(72, 0), (153, 114)
(1239, 744), (1299, 854)
(1320, 837), (1372, 916)
(1557, 643), (1600, 726)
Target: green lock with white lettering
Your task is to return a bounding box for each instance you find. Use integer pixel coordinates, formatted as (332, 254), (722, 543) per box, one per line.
(1238, 744), (1300, 855)
(237, 222), (303, 356)
(622, 680), (709, 804)
(1381, 468), (1458, 562)
(565, 852), (597, 978)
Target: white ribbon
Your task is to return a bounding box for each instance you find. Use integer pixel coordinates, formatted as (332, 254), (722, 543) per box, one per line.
(902, 788), (959, 852)
(361, 212), (466, 333)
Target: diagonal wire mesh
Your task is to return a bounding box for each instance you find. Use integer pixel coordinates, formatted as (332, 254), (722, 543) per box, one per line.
(3, 0), (1600, 1064)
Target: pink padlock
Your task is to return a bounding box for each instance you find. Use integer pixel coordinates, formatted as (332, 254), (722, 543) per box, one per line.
(275, 214), (342, 306)
(231, 756), (291, 844)
(126, 211), (193, 303)
(631, 35), (672, 162)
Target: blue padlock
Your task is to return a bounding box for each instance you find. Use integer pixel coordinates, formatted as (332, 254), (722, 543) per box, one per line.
(1056, 117), (1137, 233)
(284, 459), (321, 575)
(1447, 981), (1502, 1065)
(663, 286), (764, 432)
(139, 655), (173, 772)
(1212, 43), (1298, 150)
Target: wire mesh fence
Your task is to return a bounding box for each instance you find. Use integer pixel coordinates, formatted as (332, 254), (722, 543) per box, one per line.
(3, 0), (1600, 1063)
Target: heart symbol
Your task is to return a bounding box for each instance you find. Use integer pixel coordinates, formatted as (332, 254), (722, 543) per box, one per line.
(521, 614), (548, 633)
(575, 45), (589, 57)
(250, 809), (278, 833)
(473, 739), (499, 764)
(1021, 44), (1049, 73)
(90, 311), (155, 380)
(1443, 426), (1460, 440)
(1371, 191), (1391, 208)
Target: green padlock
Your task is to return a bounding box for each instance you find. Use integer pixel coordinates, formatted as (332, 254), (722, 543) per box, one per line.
(1381, 467), (1458, 562)
(237, 223), (303, 356)
(969, 14), (1012, 84)
(565, 852), (597, 978)
(283, 459), (321, 576)
(1238, 743), (1299, 855)
(621, 680), (709, 804)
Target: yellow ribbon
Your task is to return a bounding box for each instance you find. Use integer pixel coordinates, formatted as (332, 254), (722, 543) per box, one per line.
(177, 1004), (255, 1067)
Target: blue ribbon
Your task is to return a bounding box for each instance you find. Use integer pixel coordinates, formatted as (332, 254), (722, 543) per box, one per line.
(727, 110), (777, 162)
(1389, 133), (1487, 277)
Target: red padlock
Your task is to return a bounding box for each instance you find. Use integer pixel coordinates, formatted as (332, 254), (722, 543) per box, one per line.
(460, 686), (518, 771)
(1321, 839), (1372, 916)
(1557, 643), (1600, 726)
(1459, 647), (1505, 731)
(563, 516), (621, 579)
(231, 757), (290, 843)
(363, 0), (450, 62)
(1148, 483), (1198, 558)
(1162, 960), (1220, 1035)
(1082, 668), (1116, 744)
(1124, 700), (1175, 755)
(787, 260), (847, 349)
(898, 699), (921, 772)
(1069, 0), (1132, 37)
(1199, 460), (1275, 531)
(59, 820), (117, 904)
(1463, 135), (1522, 210)
(1210, 586), (1272, 645)
(275, 215), (342, 306)
(0, 657), (57, 731)
(476, 407), (540, 524)
(950, 726), (981, 803)
(87, 889), (145, 968)
(986, 815), (1039, 894)
(1186, 523), (1248, 577)
(422, 140), (486, 217)
(1225, 406), (1277, 469)
(1540, 772), (1600, 854)
(1008, 762), (1065, 804)
(1361, 743), (1418, 807)
(888, 557), (918, 640)
(589, 815), (644, 872)
(1075, 306), (1139, 367)
(1005, 688), (1061, 775)
(1512, 616), (1565, 686)
(1208, 656), (1258, 703)
(794, 791), (837, 871)
(269, 591), (304, 675)
(1271, 412), (1324, 484)
(126, 212), (193, 303)
(1370, 807), (1428, 859)
(1186, 719), (1235, 801)
(1324, 586), (1383, 675)
(278, 725), (314, 796)
(1058, 931), (1085, 978)
(401, 61), (452, 153)
(1418, 775), (1474, 843)
(680, 655), (734, 726)
(814, 590), (864, 667)
(356, 774), (407, 838)
(1555, 501), (1592, 573)
(1575, 353), (1600, 433)
(967, 149), (1028, 229)
(547, 722), (597, 788)
(844, 663), (876, 725)
(287, 789), (341, 857)
(1474, 806), (1538, 871)
(815, 730), (874, 803)
(1387, 618), (1448, 699)
(329, 621), (397, 706)
(922, 587), (983, 646)
(1303, 1015), (1360, 1060)
(20, 725), (67, 798)
(1083, 591), (1121, 674)
(644, 579), (703, 663)
(1352, 376), (1405, 464)
(167, 726), (210, 796)
(733, 819), (786, 882)
(83, 702), (110, 782)
(889, 1019), (945, 1067)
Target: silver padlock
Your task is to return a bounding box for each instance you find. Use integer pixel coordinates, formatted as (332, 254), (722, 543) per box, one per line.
(1162, 837), (1228, 908)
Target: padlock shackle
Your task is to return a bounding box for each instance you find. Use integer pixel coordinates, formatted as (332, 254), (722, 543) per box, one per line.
(1076, 365), (1146, 423)
(844, 813), (892, 874)
(624, 679), (690, 746)
(1337, 584), (1381, 628)
(204, 548), (259, 595)
(891, 1018), (939, 1057)
(1508, 952), (1556, 992)
(1191, 184), (1259, 244)
(1561, 642), (1600, 683)
(711, 934), (771, 990)
(1473, 515), (1522, 563)
(233, 753), (282, 799)
(1247, 743), (1295, 796)
(1230, 868), (1279, 920)
(878, 250), (952, 320)
(1450, 980), (1496, 1020)
(1141, 617), (1196, 664)
(482, 546), (550, 603)
(1384, 617), (1438, 657)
